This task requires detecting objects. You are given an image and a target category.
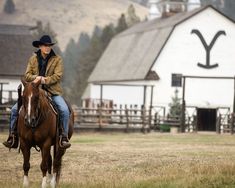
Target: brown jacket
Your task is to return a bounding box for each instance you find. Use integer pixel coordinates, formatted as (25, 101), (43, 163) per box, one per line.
(24, 53), (64, 95)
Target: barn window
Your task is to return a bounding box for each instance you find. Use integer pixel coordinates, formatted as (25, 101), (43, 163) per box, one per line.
(171, 74), (182, 87)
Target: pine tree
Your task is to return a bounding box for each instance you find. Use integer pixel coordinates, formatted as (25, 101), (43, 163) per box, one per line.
(63, 38), (79, 85)
(69, 8), (141, 104)
(115, 14), (128, 33)
(100, 24), (115, 49)
(169, 89), (182, 117)
(222, 0), (235, 21)
(4, 0), (15, 14)
(63, 33), (90, 102)
(126, 4), (140, 27)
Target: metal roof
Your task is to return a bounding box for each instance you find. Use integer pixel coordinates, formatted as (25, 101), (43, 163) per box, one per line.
(0, 24), (34, 77)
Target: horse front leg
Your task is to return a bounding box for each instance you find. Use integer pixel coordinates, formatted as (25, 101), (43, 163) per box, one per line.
(20, 139), (31, 187)
(41, 142), (51, 188)
(47, 152), (53, 184)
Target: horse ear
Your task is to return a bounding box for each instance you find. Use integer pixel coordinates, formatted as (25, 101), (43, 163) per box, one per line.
(21, 76), (27, 87)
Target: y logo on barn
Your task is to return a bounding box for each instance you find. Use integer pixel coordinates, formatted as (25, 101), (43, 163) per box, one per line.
(191, 29), (226, 69)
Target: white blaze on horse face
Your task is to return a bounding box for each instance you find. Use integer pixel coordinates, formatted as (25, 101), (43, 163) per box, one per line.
(27, 93), (33, 120)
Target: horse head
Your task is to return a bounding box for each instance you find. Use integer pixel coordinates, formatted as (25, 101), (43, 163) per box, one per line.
(21, 78), (41, 127)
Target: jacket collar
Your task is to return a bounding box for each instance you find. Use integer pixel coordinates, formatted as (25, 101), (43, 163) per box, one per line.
(35, 49), (56, 61)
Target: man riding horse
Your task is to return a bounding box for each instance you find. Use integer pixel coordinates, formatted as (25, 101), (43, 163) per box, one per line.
(3, 35), (71, 149)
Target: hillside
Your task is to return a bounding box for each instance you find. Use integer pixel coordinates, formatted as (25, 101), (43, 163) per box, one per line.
(0, 0), (148, 51)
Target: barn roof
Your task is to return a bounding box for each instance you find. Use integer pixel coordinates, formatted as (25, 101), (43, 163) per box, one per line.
(88, 5), (232, 83)
(0, 24), (34, 78)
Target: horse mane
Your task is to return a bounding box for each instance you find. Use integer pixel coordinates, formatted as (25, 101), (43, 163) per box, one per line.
(38, 88), (54, 118)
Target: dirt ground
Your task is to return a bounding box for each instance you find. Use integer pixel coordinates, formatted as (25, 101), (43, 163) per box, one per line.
(1, 132), (235, 188)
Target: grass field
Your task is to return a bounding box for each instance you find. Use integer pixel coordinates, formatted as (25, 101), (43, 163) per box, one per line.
(1, 132), (235, 188)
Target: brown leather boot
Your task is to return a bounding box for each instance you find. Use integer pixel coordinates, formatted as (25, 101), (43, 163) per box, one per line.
(59, 134), (71, 149)
(3, 133), (19, 149)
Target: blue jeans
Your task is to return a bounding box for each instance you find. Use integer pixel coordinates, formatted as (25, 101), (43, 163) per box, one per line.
(10, 103), (18, 133)
(52, 95), (70, 135)
(10, 96), (69, 136)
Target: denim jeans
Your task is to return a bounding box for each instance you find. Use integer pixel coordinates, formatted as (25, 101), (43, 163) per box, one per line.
(10, 96), (69, 135)
(51, 95), (70, 135)
(10, 103), (18, 133)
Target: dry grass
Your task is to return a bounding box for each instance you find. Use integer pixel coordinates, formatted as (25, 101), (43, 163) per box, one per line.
(1, 132), (235, 188)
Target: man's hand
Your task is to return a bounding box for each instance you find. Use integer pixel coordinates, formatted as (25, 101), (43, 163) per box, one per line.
(33, 76), (42, 84)
(33, 76), (46, 84)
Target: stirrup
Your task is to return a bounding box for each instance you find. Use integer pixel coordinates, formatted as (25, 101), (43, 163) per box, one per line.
(3, 134), (18, 149)
(59, 135), (71, 149)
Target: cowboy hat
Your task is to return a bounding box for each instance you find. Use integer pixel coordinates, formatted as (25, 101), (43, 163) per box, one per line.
(32, 35), (56, 48)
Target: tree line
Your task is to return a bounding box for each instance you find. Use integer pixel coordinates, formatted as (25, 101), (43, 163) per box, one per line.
(62, 5), (141, 105)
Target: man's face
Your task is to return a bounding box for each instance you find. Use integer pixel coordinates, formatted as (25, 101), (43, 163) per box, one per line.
(39, 44), (52, 55)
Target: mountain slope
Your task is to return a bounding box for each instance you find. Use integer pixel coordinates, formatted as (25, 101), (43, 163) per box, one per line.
(0, 0), (148, 51)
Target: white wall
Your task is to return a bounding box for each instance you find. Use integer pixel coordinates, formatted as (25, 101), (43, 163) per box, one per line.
(88, 82), (155, 107)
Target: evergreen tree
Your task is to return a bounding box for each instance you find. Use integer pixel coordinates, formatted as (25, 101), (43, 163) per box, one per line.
(100, 24), (115, 49)
(115, 14), (128, 33)
(70, 8), (141, 104)
(200, 0), (222, 9)
(4, 0), (15, 14)
(63, 33), (90, 102)
(63, 38), (79, 87)
(126, 4), (140, 27)
(168, 89), (182, 117)
(222, 0), (235, 21)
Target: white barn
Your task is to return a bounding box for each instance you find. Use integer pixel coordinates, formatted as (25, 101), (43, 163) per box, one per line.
(84, 6), (235, 131)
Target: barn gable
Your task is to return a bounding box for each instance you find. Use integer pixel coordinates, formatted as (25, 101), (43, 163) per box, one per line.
(88, 5), (234, 84)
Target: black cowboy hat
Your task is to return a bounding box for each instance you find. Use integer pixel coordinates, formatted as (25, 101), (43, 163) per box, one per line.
(32, 35), (56, 48)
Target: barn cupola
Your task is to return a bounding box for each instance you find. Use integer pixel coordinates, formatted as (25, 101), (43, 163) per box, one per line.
(148, 0), (161, 20)
(148, 0), (202, 19)
(187, 0), (201, 11)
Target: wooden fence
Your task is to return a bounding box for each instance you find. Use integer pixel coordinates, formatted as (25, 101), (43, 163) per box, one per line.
(0, 105), (11, 131)
(74, 106), (152, 132)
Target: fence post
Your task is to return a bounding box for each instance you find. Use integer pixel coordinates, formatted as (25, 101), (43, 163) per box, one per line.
(231, 113), (234, 135)
(216, 114), (221, 134)
(125, 107), (129, 132)
(141, 105), (147, 133)
(120, 104), (123, 124)
(148, 106), (152, 131)
(98, 105), (102, 130)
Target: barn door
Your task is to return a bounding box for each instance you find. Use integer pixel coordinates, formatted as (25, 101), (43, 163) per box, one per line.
(197, 108), (217, 131)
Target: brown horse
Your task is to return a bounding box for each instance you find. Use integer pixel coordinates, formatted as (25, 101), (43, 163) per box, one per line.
(18, 79), (73, 188)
